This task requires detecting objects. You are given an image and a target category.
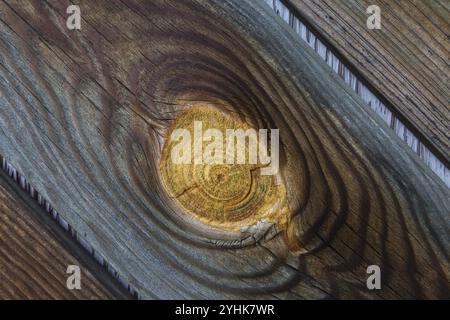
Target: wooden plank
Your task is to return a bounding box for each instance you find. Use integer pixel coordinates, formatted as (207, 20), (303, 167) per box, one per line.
(0, 167), (130, 299)
(0, 0), (448, 299)
(267, 0), (448, 187)
(287, 0), (450, 163)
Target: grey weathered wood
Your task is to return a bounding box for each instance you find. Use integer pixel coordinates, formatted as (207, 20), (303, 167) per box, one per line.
(0, 0), (448, 299)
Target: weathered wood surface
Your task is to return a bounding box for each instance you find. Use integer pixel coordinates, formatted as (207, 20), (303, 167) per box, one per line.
(287, 0), (450, 164)
(0, 168), (129, 299)
(0, 0), (448, 299)
(268, 0), (448, 187)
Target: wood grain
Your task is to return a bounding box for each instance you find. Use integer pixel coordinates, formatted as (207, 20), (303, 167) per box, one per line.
(0, 167), (130, 299)
(287, 0), (450, 164)
(0, 0), (448, 299)
(268, 0), (448, 187)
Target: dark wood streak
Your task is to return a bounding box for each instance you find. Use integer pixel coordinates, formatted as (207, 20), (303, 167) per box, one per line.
(0, 0), (448, 299)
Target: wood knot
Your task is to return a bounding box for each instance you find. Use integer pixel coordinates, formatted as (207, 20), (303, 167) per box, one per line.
(159, 105), (290, 233)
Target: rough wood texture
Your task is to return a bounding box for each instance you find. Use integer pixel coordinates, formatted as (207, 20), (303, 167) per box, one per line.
(268, 0), (448, 187)
(0, 0), (448, 299)
(287, 0), (450, 163)
(0, 169), (129, 299)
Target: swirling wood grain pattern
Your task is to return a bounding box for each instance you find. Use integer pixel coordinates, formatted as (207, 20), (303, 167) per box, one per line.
(0, 0), (448, 299)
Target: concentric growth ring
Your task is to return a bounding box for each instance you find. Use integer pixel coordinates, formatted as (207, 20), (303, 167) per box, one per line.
(160, 105), (290, 232)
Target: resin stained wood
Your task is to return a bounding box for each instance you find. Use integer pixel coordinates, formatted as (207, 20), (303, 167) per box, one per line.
(0, 0), (449, 299)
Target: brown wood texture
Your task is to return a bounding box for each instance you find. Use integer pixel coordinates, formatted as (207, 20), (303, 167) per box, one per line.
(0, 169), (130, 299)
(287, 0), (450, 163)
(0, 0), (448, 299)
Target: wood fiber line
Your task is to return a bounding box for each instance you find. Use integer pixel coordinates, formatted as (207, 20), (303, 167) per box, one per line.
(0, 0), (448, 299)
(287, 0), (450, 164)
(0, 168), (130, 299)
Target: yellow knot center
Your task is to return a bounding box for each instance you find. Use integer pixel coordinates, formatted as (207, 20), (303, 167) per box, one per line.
(159, 105), (289, 232)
